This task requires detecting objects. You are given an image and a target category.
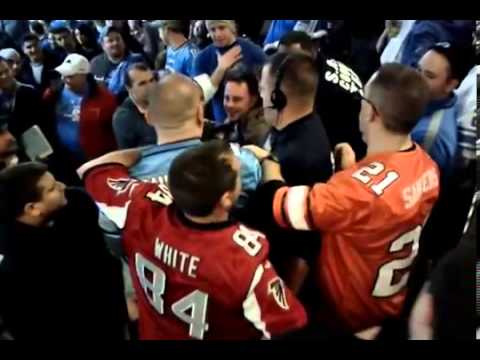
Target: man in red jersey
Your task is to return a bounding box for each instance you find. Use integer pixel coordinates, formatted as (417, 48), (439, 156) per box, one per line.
(244, 63), (440, 338)
(78, 140), (306, 340)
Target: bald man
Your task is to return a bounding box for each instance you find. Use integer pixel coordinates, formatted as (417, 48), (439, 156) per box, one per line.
(128, 73), (262, 201)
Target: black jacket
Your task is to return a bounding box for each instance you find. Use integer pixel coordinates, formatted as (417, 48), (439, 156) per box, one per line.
(0, 82), (46, 139)
(0, 188), (127, 339)
(112, 97), (156, 149)
(18, 52), (62, 94)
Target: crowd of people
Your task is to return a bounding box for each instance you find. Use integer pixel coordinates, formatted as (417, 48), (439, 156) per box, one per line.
(0, 19), (477, 340)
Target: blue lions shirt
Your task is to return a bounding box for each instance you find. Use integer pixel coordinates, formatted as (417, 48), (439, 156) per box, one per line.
(55, 87), (85, 160)
(130, 139), (262, 195)
(165, 41), (199, 77)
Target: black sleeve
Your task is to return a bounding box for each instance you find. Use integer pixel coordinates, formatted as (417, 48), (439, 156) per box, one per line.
(236, 180), (285, 229)
(112, 108), (136, 149)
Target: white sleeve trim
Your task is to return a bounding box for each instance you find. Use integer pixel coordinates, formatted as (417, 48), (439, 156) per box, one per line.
(193, 74), (217, 103)
(284, 186), (312, 231)
(242, 264), (271, 339)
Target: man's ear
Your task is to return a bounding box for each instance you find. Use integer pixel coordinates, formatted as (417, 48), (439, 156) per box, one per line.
(219, 190), (234, 211)
(23, 202), (40, 218)
(446, 78), (459, 94)
(365, 104), (376, 124)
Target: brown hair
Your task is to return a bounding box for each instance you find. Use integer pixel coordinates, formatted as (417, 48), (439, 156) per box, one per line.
(267, 51), (319, 102)
(168, 140), (237, 217)
(369, 63), (430, 134)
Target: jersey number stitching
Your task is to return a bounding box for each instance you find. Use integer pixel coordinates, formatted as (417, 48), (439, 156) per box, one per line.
(135, 253), (209, 339)
(352, 162), (400, 196)
(372, 225), (422, 298)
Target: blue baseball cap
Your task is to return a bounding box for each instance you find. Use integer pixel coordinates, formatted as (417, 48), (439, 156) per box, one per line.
(49, 20), (70, 33)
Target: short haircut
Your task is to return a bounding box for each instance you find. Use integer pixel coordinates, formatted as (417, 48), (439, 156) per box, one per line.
(30, 21), (46, 36)
(0, 162), (48, 220)
(224, 66), (260, 98)
(160, 20), (190, 38)
(124, 62), (152, 88)
(368, 63), (430, 134)
(168, 140), (237, 217)
(279, 31), (315, 56)
(22, 33), (40, 45)
(428, 42), (475, 84)
(101, 26), (123, 42)
(267, 51), (319, 100)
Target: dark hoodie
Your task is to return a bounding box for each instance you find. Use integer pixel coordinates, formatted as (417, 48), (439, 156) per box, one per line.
(0, 188), (127, 339)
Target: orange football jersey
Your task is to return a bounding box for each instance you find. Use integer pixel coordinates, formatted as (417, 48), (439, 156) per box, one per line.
(273, 144), (440, 332)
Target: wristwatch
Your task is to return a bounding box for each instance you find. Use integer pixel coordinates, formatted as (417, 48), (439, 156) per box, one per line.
(260, 153), (279, 165)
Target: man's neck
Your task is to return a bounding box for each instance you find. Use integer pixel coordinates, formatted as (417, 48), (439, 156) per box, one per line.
(67, 83), (88, 96)
(129, 95), (146, 113)
(30, 53), (44, 65)
(273, 104), (314, 131)
(108, 52), (125, 64)
(170, 34), (188, 50)
(367, 132), (413, 156)
(17, 215), (49, 228)
(155, 125), (202, 145)
(184, 211), (229, 225)
(217, 37), (237, 49)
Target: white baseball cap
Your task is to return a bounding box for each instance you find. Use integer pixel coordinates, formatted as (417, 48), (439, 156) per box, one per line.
(55, 54), (91, 77)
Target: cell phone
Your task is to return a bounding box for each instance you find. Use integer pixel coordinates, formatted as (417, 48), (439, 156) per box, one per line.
(21, 125), (54, 161)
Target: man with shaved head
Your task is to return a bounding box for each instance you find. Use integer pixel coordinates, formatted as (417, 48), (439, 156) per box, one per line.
(97, 73), (261, 240)
(127, 73), (262, 198)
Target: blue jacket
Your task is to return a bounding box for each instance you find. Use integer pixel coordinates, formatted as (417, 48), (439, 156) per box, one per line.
(411, 93), (459, 176)
(401, 20), (474, 68)
(193, 38), (266, 123)
(263, 20), (297, 46)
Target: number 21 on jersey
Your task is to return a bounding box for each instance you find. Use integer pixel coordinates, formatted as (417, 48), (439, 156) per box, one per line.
(352, 162), (399, 196)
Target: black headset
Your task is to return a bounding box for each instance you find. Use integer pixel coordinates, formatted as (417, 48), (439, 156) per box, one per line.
(270, 55), (295, 111)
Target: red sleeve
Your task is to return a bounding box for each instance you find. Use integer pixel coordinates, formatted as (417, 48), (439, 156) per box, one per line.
(84, 163), (170, 229)
(242, 259), (307, 338)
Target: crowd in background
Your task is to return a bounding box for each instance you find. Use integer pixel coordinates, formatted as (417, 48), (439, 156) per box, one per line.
(0, 19), (477, 340)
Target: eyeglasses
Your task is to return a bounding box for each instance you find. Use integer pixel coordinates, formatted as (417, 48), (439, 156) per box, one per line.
(353, 92), (379, 115)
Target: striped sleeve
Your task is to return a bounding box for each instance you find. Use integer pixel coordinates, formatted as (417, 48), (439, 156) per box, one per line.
(273, 177), (370, 232)
(242, 261), (307, 338)
(273, 186), (314, 231)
